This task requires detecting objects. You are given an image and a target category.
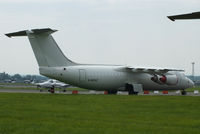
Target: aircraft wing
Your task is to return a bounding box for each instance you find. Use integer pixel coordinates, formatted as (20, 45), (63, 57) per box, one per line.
(118, 66), (184, 75)
(168, 12), (200, 21)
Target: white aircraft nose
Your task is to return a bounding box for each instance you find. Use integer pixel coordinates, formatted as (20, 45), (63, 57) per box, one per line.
(189, 79), (195, 88)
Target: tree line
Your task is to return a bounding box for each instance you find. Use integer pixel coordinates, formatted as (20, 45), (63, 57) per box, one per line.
(0, 72), (48, 83)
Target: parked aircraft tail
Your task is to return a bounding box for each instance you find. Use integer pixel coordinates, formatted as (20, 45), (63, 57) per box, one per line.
(5, 28), (76, 67)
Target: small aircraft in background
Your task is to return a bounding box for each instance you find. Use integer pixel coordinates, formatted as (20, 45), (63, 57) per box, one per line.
(35, 79), (71, 93)
(168, 11), (200, 21)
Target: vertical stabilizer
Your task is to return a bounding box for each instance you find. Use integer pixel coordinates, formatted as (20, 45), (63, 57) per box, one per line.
(5, 28), (76, 67)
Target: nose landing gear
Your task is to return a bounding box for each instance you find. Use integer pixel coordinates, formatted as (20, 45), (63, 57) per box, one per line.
(181, 90), (187, 95)
(48, 86), (55, 93)
(125, 83), (138, 95)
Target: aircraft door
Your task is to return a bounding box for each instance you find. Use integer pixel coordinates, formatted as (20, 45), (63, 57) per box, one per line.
(79, 69), (86, 82)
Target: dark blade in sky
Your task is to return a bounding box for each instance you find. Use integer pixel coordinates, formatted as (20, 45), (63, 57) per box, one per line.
(168, 12), (200, 21)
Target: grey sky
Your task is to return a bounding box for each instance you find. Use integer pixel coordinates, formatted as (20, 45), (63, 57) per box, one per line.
(0, 0), (200, 75)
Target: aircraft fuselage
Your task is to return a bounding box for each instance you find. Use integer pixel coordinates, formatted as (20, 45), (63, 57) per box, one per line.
(40, 65), (193, 91)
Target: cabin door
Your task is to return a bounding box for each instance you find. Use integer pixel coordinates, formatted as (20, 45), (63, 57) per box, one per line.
(79, 69), (86, 82)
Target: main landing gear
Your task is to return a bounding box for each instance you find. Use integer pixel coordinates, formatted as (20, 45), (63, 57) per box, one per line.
(107, 90), (118, 95)
(125, 83), (138, 95)
(181, 90), (187, 95)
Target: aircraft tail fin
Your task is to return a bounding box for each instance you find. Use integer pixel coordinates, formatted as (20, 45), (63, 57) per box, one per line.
(5, 28), (77, 67)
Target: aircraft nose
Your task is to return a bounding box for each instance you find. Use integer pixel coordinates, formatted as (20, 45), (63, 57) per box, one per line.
(188, 79), (195, 88)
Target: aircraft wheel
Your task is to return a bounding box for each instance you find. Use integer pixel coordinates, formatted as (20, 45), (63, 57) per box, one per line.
(63, 89), (66, 92)
(107, 90), (117, 94)
(128, 88), (138, 95)
(50, 86), (55, 93)
(128, 90), (134, 95)
(50, 89), (55, 93)
(181, 90), (187, 95)
(129, 91), (138, 95)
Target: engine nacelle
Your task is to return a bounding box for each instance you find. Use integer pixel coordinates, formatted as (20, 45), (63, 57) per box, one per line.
(151, 75), (178, 85)
(151, 75), (164, 84)
(164, 75), (178, 85)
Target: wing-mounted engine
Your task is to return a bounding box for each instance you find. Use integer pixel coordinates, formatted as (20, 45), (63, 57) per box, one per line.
(117, 66), (182, 86)
(151, 74), (178, 85)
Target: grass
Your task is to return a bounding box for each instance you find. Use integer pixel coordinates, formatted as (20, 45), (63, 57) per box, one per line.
(186, 86), (200, 92)
(0, 93), (199, 134)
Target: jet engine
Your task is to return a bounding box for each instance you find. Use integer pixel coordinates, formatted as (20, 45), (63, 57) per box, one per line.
(151, 74), (178, 85)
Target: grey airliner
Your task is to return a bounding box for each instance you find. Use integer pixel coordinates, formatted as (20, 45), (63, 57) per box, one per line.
(5, 28), (194, 95)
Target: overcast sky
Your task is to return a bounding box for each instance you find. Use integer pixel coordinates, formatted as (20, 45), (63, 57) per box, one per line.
(0, 0), (200, 75)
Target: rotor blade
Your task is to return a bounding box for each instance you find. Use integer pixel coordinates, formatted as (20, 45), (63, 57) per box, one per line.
(168, 12), (200, 21)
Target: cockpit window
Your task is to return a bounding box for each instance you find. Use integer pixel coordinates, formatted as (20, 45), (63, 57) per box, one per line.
(180, 73), (185, 77)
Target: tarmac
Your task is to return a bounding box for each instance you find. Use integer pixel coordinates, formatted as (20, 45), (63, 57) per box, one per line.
(0, 83), (199, 96)
(0, 88), (199, 96)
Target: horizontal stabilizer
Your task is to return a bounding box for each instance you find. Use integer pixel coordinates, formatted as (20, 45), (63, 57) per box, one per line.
(5, 30), (27, 38)
(5, 28), (57, 38)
